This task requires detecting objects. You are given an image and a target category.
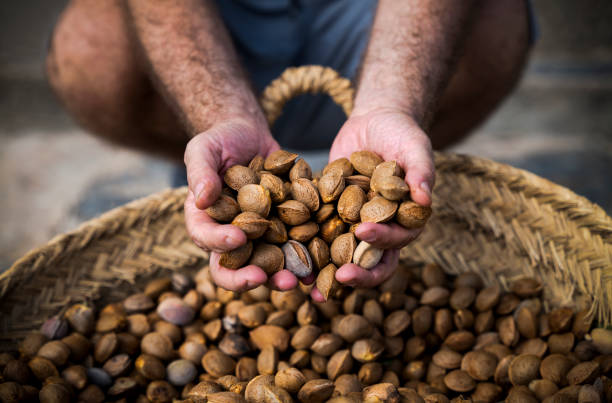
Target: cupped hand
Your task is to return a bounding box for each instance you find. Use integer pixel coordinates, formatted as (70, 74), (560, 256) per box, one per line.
(184, 119), (299, 292)
(311, 110), (435, 300)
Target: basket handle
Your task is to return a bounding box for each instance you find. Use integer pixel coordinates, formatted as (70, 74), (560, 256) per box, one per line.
(260, 65), (355, 125)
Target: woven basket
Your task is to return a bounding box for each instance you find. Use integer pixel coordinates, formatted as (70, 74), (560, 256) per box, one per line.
(1, 65), (611, 352)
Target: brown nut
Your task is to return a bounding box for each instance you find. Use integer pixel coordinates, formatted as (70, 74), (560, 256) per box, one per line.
(330, 233), (357, 267)
(444, 369), (476, 393)
(282, 240), (313, 278)
(248, 243), (284, 275)
(248, 155), (265, 173)
(249, 325), (290, 352)
(318, 170), (346, 204)
(350, 151), (383, 177)
(64, 304), (95, 335)
(320, 216), (346, 244)
(352, 241), (383, 269)
(315, 204), (335, 223)
(566, 361), (600, 385)
(510, 277), (543, 298)
(231, 212), (270, 239)
(141, 332), (174, 361)
(373, 176), (410, 201)
(277, 200), (311, 226)
(397, 201), (432, 229)
(336, 314), (372, 342)
(264, 217), (288, 244)
(327, 349), (353, 380)
(38, 341), (71, 366)
(461, 351), (498, 381)
(244, 374), (275, 402)
(298, 379), (335, 403)
(219, 241), (253, 269)
(508, 354), (541, 386)
(289, 158), (313, 181)
(201, 350), (236, 378)
(264, 150), (298, 174)
(289, 222), (319, 243)
(205, 194), (241, 223)
(224, 165), (257, 191)
(384, 310), (412, 337)
(370, 161), (403, 190)
(351, 339), (384, 363)
(590, 328), (612, 354)
(345, 175), (371, 191)
(257, 346), (278, 375)
(291, 179), (321, 212)
(308, 237), (330, 270)
(28, 357), (59, 381)
(360, 196), (398, 223)
(316, 264), (340, 301)
(323, 158), (354, 177)
(259, 173), (287, 203)
(337, 185), (366, 224)
(237, 184), (272, 218)
(275, 367), (306, 393)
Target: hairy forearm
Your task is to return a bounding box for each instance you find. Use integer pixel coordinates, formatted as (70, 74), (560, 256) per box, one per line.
(126, 0), (264, 136)
(354, 0), (476, 127)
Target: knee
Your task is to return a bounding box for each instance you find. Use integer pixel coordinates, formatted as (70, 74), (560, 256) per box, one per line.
(467, 0), (531, 92)
(46, 0), (137, 137)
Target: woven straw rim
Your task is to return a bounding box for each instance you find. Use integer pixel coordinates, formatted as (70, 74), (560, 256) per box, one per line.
(2, 65), (612, 331)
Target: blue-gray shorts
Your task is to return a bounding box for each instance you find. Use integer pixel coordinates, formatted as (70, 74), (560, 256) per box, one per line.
(217, 0), (538, 150)
(174, 0), (538, 185)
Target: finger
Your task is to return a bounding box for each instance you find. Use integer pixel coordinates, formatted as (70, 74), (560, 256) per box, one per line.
(310, 287), (325, 302)
(336, 249), (399, 287)
(399, 136), (435, 206)
(355, 222), (423, 249)
(210, 252), (268, 291)
(185, 191), (246, 252)
(268, 270), (299, 291)
(184, 136), (223, 209)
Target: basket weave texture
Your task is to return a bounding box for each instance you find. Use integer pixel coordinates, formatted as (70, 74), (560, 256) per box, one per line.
(1, 65), (611, 350)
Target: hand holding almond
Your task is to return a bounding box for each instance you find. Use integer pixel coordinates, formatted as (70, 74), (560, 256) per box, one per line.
(184, 120), (302, 292)
(205, 143), (431, 299)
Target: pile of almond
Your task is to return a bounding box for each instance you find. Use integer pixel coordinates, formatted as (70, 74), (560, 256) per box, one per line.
(208, 150), (431, 297)
(2, 262), (611, 402)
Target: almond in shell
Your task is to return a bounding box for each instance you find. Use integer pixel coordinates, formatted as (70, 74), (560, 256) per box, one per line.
(360, 197), (398, 223)
(337, 185), (366, 224)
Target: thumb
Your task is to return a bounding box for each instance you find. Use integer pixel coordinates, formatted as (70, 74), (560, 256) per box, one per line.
(184, 136), (223, 210)
(400, 137), (435, 206)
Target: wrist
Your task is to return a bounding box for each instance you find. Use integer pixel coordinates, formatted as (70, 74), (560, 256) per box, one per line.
(352, 88), (427, 128)
(185, 84), (268, 138)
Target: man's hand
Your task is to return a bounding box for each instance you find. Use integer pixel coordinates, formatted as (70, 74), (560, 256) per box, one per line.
(184, 120), (300, 292)
(310, 109), (434, 301)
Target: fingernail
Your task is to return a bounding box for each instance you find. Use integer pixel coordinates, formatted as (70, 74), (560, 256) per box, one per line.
(194, 182), (205, 202)
(224, 234), (242, 249)
(420, 181), (431, 197)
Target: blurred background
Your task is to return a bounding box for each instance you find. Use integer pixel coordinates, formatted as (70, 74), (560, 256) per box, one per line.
(1, 0), (611, 270)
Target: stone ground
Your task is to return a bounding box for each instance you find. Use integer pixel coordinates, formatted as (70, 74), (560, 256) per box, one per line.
(1, 0), (611, 270)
